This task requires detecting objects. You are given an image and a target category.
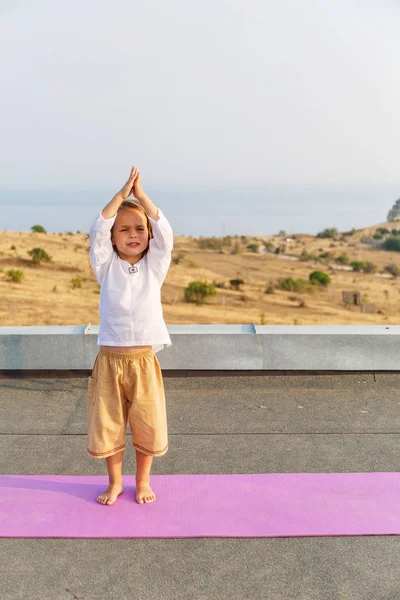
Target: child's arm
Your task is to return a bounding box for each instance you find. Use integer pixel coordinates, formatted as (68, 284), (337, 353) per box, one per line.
(89, 167), (139, 284)
(132, 169), (174, 285)
(89, 213), (116, 285)
(131, 169), (159, 220)
(146, 209), (174, 285)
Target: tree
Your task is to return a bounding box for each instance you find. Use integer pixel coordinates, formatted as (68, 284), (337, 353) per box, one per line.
(230, 278), (245, 291)
(383, 238), (400, 252)
(184, 281), (216, 305)
(309, 270), (331, 286)
(31, 224), (47, 233)
(350, 261), (364, 272)
(316, 227), (337, 239)
(27, 248), (52, 264)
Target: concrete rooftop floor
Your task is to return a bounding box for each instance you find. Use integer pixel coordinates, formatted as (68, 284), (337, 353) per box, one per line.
(1, 371), (400, 600)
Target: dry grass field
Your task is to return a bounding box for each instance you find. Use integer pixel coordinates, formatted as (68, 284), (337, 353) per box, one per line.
(1, 220), (400, 326)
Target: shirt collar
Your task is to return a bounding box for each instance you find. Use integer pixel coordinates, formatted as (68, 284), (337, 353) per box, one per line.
(118, 255), (145, 274)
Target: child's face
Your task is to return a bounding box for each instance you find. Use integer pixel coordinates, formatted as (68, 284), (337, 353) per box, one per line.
(111, 208), (149, 263)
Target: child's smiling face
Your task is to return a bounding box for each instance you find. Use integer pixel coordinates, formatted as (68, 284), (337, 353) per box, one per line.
(111, 208), (149, 265)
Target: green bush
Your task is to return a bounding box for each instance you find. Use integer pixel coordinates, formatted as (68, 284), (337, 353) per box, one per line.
(230, 278), (245, 291)
(309, 270), (331, 286)
(265, 284), (275, 294)
(383, 237), (400, 252)
(335, 253), (349, 264)
(184, 280), (216, 304)
(349, 261), (377, 273)
(247, 243), (259, 253)
(278, 278), (298, 291)
(299, 249), (320, 262)
(316, 228), (337, 239)
(6, 269), (24, 283)
(31, 224), (47, 233)
(350, 261), (364, 272)
(362, 261), (377, 274)
(71, 276), (83, 288)
(278, 278), (314, 293)
(27, 247), (52, 264)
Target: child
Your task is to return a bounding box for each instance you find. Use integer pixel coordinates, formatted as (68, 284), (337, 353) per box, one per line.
(87, 166), (173, 506)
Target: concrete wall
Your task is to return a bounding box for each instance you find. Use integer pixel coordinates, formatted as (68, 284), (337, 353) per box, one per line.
(0, 324), (399, 371)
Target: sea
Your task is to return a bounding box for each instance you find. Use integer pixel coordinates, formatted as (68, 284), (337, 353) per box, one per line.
(1, 183), (398, 237)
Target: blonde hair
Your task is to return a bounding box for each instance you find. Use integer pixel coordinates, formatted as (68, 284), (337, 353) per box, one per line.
(86, 200), (154, 259)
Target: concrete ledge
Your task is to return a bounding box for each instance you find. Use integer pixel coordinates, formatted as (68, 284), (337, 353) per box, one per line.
(0, 324), (399, 371)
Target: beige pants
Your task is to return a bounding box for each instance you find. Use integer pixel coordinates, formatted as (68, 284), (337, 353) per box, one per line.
(87, 347), (168, 459)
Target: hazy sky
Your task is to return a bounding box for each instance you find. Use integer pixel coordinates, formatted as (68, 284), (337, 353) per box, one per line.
(1, 0), (400, 189)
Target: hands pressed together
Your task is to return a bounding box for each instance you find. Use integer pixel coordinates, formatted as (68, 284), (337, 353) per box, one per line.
(118, 166), (145, 202)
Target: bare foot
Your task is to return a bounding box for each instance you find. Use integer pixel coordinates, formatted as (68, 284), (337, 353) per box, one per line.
(97, 483), (124, 506)
(136, 482), (156, 504)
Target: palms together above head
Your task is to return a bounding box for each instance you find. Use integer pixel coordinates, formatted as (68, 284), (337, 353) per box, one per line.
(118, 166), (145, 201)
(118, 166), (138, 200)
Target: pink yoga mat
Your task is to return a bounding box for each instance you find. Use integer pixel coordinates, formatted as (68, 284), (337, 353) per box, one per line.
(1, 473), (399, 538)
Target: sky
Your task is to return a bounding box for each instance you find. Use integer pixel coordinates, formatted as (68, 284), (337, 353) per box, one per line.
(1, 0), (400, 238)
(1, 0), (399, 192)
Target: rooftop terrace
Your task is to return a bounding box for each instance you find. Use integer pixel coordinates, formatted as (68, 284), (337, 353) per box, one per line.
(1, 325), (400, 599)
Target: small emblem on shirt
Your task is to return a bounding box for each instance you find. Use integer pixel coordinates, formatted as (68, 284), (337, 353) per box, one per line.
(128, 266), (138, 274)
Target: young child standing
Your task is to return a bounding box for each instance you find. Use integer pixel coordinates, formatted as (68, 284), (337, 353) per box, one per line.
(87, 166), (173, 506)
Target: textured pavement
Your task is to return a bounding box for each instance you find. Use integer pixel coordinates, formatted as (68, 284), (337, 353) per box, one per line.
(1, 372), (400, 600)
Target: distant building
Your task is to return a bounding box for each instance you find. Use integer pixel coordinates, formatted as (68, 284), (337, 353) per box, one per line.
(342, 291), (361, 305)
(360, 303), (376, 314)
(387, 198), (400, 222)
(361, 237), (385, 248)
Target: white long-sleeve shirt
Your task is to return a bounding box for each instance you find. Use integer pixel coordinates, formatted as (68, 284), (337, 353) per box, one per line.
(89, 207), (173, 353)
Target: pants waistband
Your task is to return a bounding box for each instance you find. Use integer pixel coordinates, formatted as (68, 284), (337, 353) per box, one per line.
(99, 347), (154, 359)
